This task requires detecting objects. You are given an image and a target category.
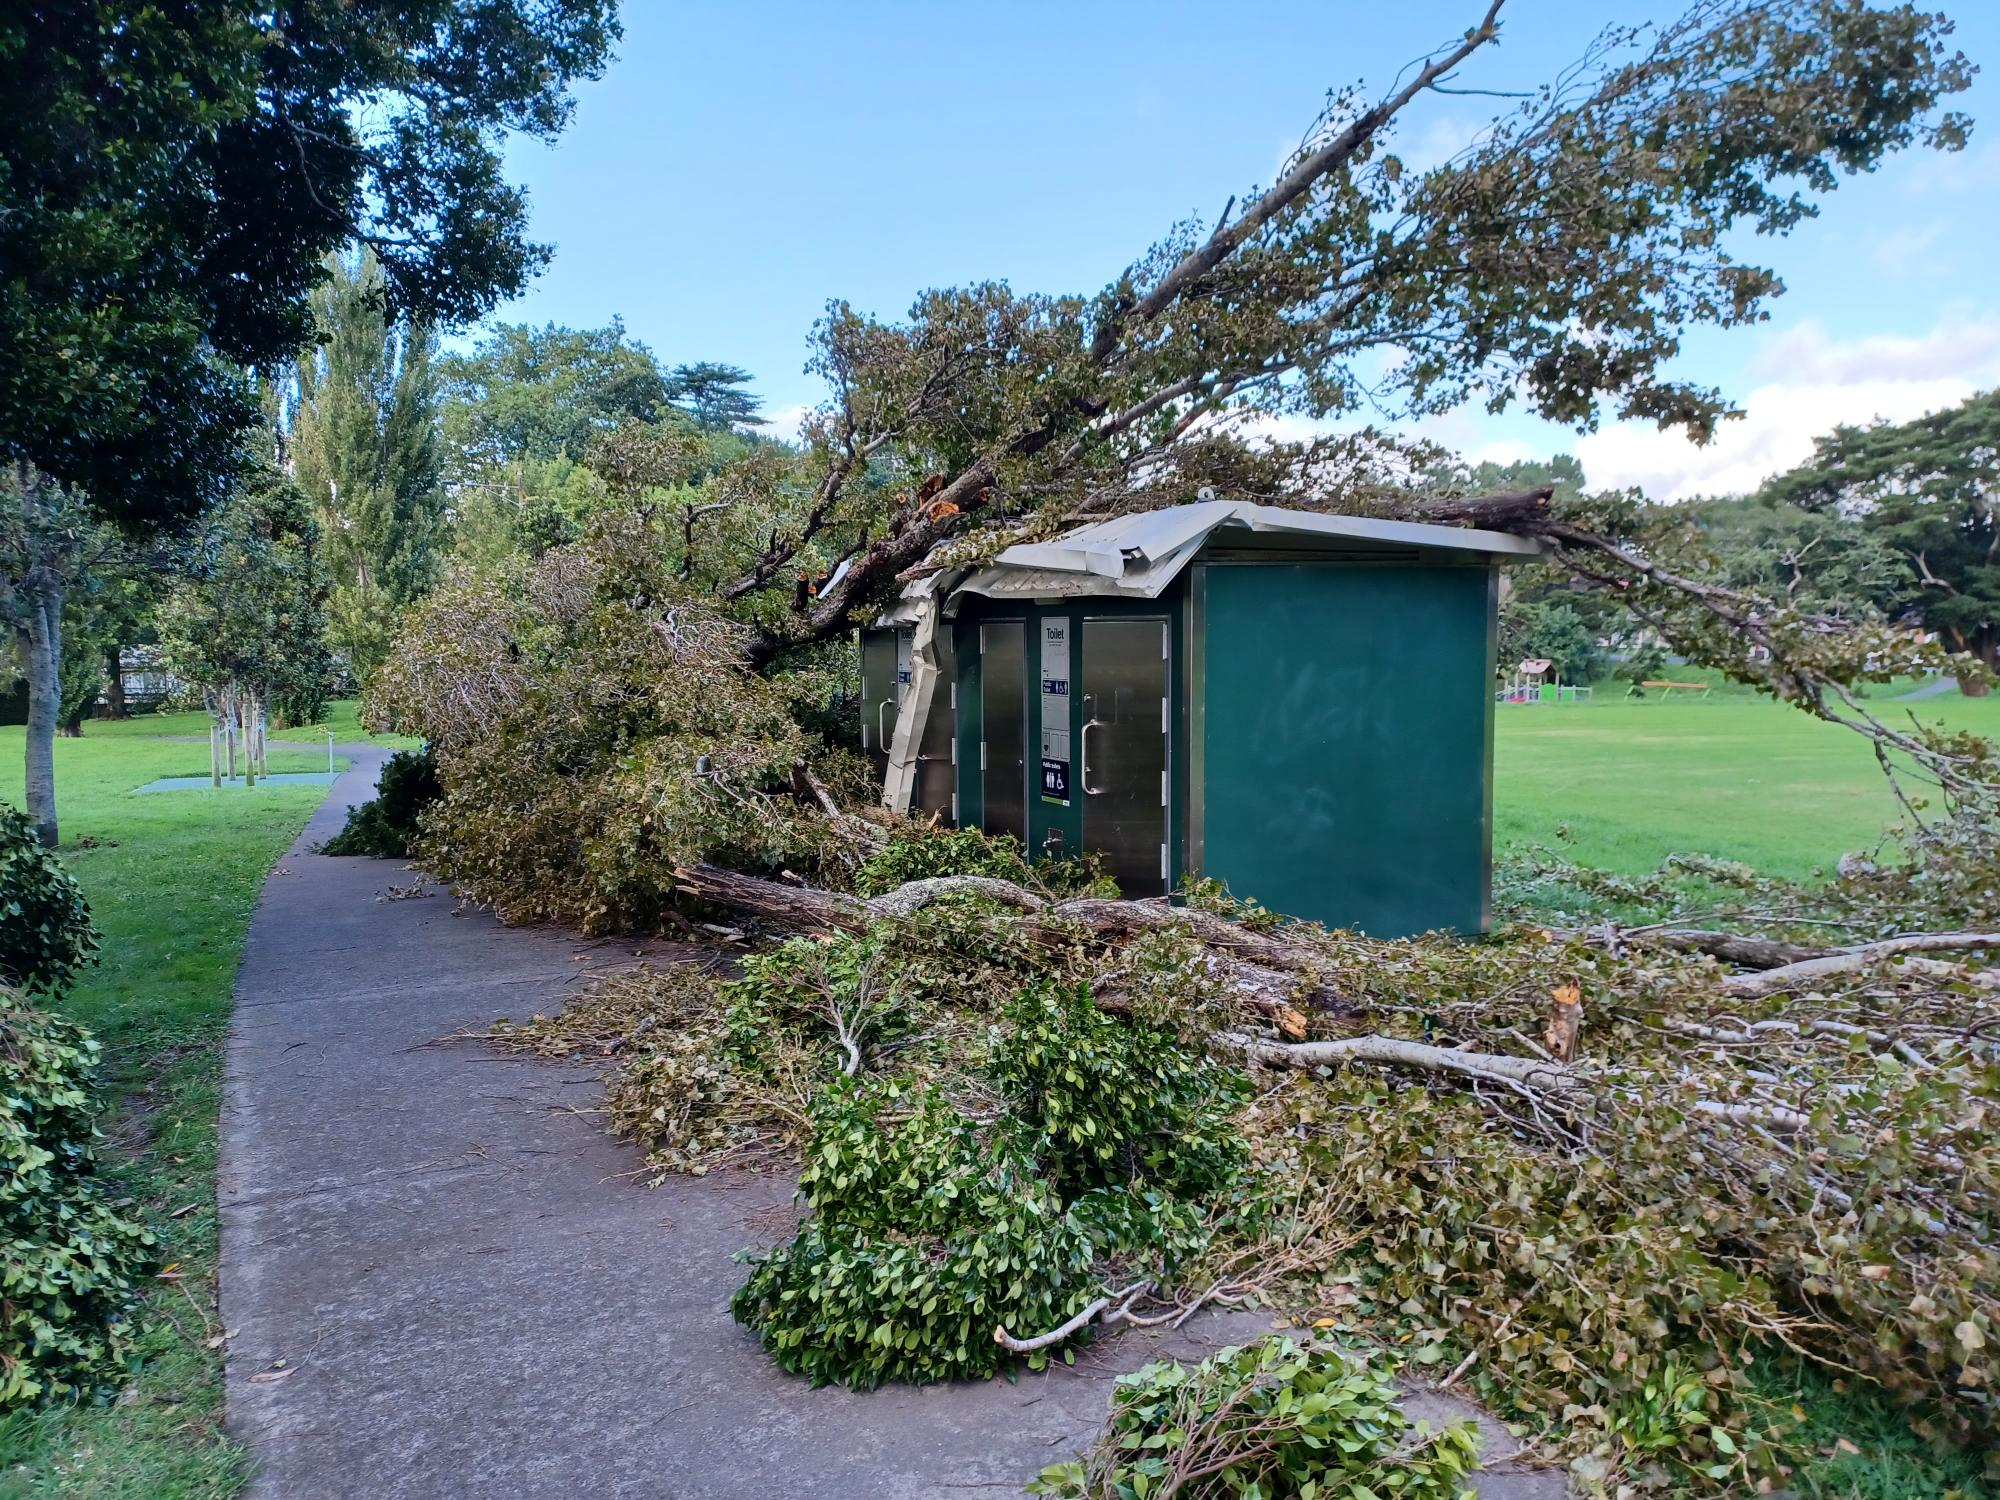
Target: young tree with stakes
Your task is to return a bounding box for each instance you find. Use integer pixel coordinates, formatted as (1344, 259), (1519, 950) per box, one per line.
(158, 471), (334, 788)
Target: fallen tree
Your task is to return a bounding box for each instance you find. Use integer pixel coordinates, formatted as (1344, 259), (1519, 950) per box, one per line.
(491, 838), (2000, 1493)
(371, 7), (1999, 1488)
(678, 857), (2000, 1136)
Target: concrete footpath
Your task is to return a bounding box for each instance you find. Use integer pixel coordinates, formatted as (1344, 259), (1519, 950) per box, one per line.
(218, 749), (1563, 1499)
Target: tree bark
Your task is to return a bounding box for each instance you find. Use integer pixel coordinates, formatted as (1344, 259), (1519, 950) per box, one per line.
(1569, 926), (1829, 969)
(103, 646), (128, 719)
(673, 863), (1361, 1023)
(1221, 1030), (1577, 1095)
(1719, 932), (2000, 998)
(19, 574), (62, 846)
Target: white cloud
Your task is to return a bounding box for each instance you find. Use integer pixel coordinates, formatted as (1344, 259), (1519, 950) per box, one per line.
(1575, 315), (2000, 500)
(1399, 114), (1486, 173)
(1469, 437), (1535, 467)
(1867, 222), (1949, 277)
(761, 402), (815, 444)
(1897, 140), (2000, 199)
(1747, 316), (2000, 385)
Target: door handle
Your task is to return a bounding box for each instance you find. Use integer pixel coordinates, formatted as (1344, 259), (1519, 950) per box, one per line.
(1080, 717), (1107, 795)
(877, 699), (895, 748)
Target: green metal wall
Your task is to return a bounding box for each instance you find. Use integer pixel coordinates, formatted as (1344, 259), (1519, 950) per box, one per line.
(1195, 562), (1495, 937)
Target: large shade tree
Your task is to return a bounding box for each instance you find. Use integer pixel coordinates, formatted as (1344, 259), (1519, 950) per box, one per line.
(438, 323), (780, 563)
(1763, 386), (2000, 692)
(440, 321), (673, 470)
(0, 1), (621, 532)
(0, 0), (616, 842)
(611, 1), (1970, 666)
(666, 363), (766, 432)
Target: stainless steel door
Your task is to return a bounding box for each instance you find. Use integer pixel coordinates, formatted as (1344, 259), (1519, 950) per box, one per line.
(980, 622), (1027, 841)
(915, 627), (956, 822)
(1081, 618), (1169, 896)
(859, 628), (898, 776)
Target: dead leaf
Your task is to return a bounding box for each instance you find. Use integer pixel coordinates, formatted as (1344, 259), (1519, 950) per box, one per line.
(250, 1368), (295, 1384)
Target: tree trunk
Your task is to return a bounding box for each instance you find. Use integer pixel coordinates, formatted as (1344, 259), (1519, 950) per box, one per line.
(1956, 632), (1996, 696)
(19, 576), (63, 846)
(241, 691), (256, 787)
(672, 863), (1362, 1023)
(103, 646), (128, 719)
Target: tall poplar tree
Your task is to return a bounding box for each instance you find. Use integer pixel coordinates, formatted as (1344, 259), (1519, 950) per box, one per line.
(290, 252), (446, 682)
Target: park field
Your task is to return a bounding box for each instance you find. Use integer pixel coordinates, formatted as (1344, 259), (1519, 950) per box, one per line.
(0, 712), (400, 1500)
(1492, 686), (2000, 880)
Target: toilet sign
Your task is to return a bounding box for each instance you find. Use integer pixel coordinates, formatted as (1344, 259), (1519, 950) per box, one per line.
(1039, 618), (1071, 805)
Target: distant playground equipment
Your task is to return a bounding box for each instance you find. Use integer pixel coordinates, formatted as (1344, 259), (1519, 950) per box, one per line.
(1498, 658), (1592, 705)
(1625, 678), (1712, 699)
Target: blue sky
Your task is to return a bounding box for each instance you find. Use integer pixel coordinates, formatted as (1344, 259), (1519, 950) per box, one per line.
(494, 1), (2000, 500)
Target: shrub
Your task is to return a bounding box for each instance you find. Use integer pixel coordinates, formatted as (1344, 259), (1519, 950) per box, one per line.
(322, 747), (441, 857)
(990, 982), (1247, 1201)
(1028, 1336), (1483, 1500)
(0, 802), (98, 997)
(370, 516), (850, 931)
(0, 989), (157, 1407)
(730, 1081), (1205, 1389)
(731, 985), (1245, 1389)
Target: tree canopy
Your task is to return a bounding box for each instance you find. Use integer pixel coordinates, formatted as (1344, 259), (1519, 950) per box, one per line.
(440, 321), (673, 469)
(288, 251), (447, 682)
(0, 1), (620, 530)
(665, 362), (765, 431)
(1763, 386), (2000, 681)
(580, 0), (1973, 663)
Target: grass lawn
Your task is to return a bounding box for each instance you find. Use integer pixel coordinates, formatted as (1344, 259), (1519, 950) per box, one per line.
(1493, 687), (2000, 880)
(85, 700), (419, 751)
(0, 716), (347, 1499)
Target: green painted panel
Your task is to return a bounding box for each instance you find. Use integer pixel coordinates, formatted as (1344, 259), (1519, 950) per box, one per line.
(1199, 563), (1493, 937)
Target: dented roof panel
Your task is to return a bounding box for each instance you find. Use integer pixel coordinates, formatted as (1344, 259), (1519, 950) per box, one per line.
(947, 501), (1543, 608)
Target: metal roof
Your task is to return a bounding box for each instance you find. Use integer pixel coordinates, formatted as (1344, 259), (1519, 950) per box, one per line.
(951, 501), (1545, 605)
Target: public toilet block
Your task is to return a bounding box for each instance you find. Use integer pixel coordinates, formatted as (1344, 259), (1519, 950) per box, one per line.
(862, 500), (1546, 937)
